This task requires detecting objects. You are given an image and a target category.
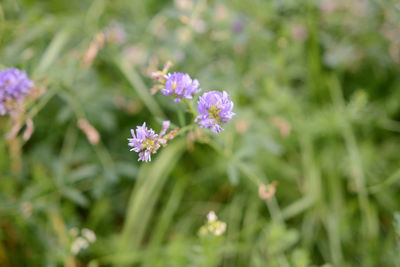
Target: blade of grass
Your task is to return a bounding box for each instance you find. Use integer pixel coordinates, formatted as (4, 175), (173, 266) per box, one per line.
(3, 18), (54, 62)
(368, 168), (400, 194)
(115, 56), (166, 119)
(35, 28), (70, 75)
(223, 195), (245, 267)
(143, 177), (187, 265)
(282, 196), (314, 220)
(119, 138), (186, 255)
(329, 75), (377, 238)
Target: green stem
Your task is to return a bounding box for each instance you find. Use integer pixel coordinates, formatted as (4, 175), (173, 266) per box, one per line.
(182, 99), (196, 118)
(61, 90), (116, 177)
(176, 124), (194, 136)
(197, 136), (285, 224)
(368, 168), (400, 194)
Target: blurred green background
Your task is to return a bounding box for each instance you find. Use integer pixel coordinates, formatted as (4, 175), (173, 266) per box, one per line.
(1, 0), (400, 266)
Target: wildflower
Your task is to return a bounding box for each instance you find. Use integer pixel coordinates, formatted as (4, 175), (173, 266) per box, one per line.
(213, 221), (227, 236)
(0, 68), (33, 115)
(195, 90), (235, 134)
(69, 227), (96, 255)
(71, 237), (89, 255)
(161, 72), (201, 102)
(207, 211), (218, 222)
(231, 19), (244, 33)
(82, 228), (96, 243)
(128, 120), (176, 162)
(199, 211), (227, 237)
(258, 181), (278, 201)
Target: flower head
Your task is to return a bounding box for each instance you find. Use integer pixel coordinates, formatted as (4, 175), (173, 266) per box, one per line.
(199, 211), (227, 237)
(231, 19), (244, 33)
(0, 68), (33, 115)
(71, 237), (88, 255)
(69, 227), (96, 255)
(161, 72), (201, 102)
(258, 181), (278, 201)
(81, 228), (96, 243)
(128, 120), (176, 162)
(195, 90), (235, 133)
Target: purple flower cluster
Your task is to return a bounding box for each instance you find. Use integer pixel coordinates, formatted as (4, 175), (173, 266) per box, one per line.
(128, 121), (171, 162)
(161, 72), (201, 102)
(195, 90), (235, 133)
(133, 64), (236, 162)
(0, 68), (33, 115)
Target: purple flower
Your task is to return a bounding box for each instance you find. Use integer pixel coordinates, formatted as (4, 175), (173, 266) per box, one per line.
(195, 90), (235, 134)
(161, 72), (201, 102)
(0, 68), (33, 115)
(128, 121), (171, 162)
(231, 19), (244, 33)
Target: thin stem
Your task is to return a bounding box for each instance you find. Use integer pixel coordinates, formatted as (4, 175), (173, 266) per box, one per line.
(368, 168), (400, 194)
(177, 124), (194, 136)
(61, 90), (116, 177)
(183, 99), (196, 118)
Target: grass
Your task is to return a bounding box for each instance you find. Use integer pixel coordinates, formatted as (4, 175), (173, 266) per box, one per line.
(1, 0), (400, 266)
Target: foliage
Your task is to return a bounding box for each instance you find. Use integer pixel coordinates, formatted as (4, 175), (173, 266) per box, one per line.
(1, 0), (400, 266)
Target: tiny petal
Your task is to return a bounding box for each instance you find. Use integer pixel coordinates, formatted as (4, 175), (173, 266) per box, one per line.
(207, 211), (218, 222)
(82, 228), (96, 243)
(130, 129), (136, 139)
(159, 120), (170, 136)
(199, 211), (227, 237)
(139, 150), (151, 162)
(71, 237), (89, 255)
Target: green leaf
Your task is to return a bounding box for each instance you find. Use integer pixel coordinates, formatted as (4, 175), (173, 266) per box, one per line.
(62, 187), (89, 207)
(227, 163), (239, 185)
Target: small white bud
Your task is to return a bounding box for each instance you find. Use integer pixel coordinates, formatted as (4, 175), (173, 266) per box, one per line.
(207, 211), (217, 222)
(82, 228), (96, 243)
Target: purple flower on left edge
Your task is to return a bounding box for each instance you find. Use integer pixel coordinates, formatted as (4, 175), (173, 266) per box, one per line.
(0, 68), (33, 115)
(195, 90), (235, 134)
(161, 72), (201, 102)
(128, 120), (171, 162)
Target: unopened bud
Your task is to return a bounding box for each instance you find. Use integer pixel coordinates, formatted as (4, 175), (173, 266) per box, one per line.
(258, 181), (278, 201)
(78, 119), (100, 145)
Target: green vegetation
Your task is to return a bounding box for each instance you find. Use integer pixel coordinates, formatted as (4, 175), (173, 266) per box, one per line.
(1, 0), (400, 266)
